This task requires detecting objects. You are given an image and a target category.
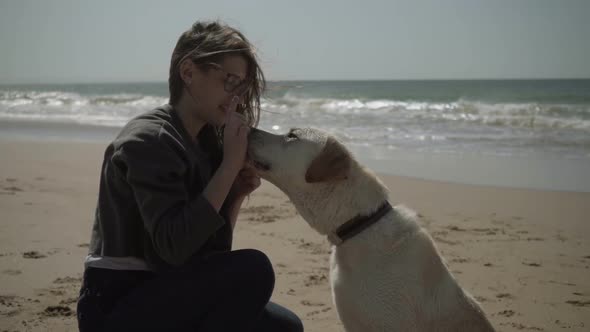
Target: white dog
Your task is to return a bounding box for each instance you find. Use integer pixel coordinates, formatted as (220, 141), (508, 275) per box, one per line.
(248, 127), (495, 332)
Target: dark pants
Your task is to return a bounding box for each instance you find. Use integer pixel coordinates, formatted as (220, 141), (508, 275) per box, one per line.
(77, 249), (303, 332)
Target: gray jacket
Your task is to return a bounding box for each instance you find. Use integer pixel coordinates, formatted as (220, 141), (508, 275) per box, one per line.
(88, 104), (233, 271)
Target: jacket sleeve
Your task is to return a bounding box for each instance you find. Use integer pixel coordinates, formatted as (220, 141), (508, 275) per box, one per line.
(112, 128), (225, 266)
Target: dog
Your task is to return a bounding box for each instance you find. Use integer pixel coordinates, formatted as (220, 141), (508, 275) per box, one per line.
(247, 127), (496, 332)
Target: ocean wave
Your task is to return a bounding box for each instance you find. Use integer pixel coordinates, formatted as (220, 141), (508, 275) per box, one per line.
(1, 89), (588, 157)
(261, 95), (590, 132)
(0, 90), (166, 126)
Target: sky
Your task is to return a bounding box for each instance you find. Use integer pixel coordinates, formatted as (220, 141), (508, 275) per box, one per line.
(1, 0), (589, 84)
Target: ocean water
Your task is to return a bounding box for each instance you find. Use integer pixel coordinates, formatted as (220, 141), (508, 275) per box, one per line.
(1, 80), (589, 192)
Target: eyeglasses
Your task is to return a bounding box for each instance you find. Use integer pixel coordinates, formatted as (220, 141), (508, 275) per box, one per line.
(205, 62), (249, 96)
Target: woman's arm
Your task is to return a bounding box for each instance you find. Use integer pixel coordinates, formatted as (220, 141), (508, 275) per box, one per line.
(202, 96), (249, 212)
(118, 138), (227, 266)
(202, 160), (241, 212)
(225, 194), (246, 229)
(223, 165), (261, 229)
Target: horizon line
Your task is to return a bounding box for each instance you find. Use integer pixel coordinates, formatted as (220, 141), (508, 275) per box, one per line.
(2, 77), (590, 86)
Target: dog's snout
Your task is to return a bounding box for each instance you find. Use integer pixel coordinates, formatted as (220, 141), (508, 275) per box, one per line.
(247, 127), (262, 154)
(248, 127), (272, 144)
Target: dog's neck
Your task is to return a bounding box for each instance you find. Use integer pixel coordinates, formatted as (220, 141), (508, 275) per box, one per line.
(282, 163), (391, 237)
(327, 201), (393, 245)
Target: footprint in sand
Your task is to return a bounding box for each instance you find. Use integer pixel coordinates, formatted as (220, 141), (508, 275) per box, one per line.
(496, 293), (515, 300)
(2, 269), (22, 276)
(0, 295), (26, 318)
(34, 275), (82, 312)
(3, 308), (23, 317)
(49, 289), (66, 296)
(59, 297), (78, 306)
(304, 273), (328, 287)
(431, 230), (449, 237)
(306, 310), (320, 317)
(565, 300), (590, 307)
(447, 225), (467, 232)
(241, 205), (275, 214)
(470, 227), (502, 236)
(3, 186), (23, 192)
(2, 179), (23, 194)
(305, 307), (332, 317)
(491, 220), (509, 227)
(242, 204), (293, 223)
(40, 305), (74, 317)
(296, 241), (329, 255)
(497, 309), (516, 317)
(474, 295), (488, 303)
(499, 322), (543, 331)
(301, 300), (325, 307)
(246, 214), (279, 223)
(522, 261), (542, 267)
(554, 319), (586, 329)
(548, 280), (576, 287)
(433, 236), (459, 246)
(450, 258), (469, 264)
(22, 251), (47, 259)
(53, 276), (82, 284)
(0, 295), (21, 307)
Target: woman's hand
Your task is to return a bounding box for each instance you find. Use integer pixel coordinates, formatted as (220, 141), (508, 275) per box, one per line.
(222, 95), (249, 174)
(230, 164), (261, 199)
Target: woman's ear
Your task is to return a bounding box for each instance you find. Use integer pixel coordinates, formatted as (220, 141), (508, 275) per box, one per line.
(179, 59), (194, 85)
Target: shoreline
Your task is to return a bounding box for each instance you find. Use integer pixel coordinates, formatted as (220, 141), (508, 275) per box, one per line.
(1, 120), (589, 193)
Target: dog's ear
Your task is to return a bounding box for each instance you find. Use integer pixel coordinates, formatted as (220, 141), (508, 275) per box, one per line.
(305, 137), (351, 183)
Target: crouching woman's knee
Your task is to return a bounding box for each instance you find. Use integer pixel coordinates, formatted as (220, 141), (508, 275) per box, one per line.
(237, 249), (275, 297)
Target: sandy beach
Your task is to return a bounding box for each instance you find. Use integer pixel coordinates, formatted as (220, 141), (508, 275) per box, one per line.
(1, 139), (589, 332)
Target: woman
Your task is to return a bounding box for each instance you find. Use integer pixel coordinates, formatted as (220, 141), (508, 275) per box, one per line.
(76, 20), (304, 332)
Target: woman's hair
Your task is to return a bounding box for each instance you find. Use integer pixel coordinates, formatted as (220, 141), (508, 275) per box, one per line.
(168, 20), (265, 132)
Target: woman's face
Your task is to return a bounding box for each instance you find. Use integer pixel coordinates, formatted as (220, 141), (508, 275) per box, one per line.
(187, 54), (249, 127)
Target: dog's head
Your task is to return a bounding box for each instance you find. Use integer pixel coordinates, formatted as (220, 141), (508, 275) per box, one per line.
(248, 127), (388, 234)
(248, 127), (351, 185)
